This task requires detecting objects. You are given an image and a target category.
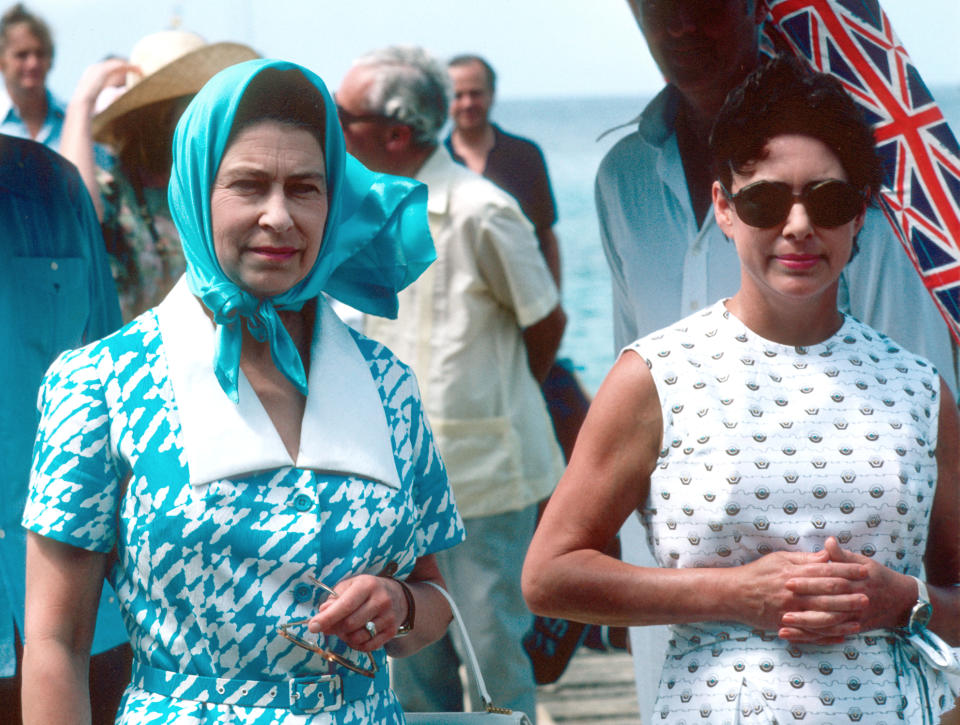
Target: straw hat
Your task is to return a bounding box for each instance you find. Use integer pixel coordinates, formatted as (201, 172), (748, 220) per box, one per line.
(92, 30), (258, 145)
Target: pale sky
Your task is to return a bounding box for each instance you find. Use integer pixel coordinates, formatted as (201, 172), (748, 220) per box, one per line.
(26, 0), (960, 103)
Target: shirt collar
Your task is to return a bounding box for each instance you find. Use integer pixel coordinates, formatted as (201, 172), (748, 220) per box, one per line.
(443, 122), (504, 165)
(416, 145), (457, 215)
(636, 85), (681, 146)
(594, 85), (680, 145)
(45, 89), (65, 120)
(156, 277), (401, 488)
(0, 87), (14, 123)
(0, 87), (63, 119)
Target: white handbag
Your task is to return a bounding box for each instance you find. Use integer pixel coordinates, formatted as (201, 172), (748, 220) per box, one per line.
(404, 581), (533, 724)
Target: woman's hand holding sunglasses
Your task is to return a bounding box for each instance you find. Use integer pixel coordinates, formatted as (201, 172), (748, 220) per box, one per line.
(306, 574), (409, 652)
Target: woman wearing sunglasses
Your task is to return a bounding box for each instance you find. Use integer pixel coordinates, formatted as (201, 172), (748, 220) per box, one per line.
(523, 54), (959, 723)
(21, 59), (464, 724)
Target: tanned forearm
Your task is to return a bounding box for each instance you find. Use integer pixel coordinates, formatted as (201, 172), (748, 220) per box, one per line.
(22, 637), (91, 725)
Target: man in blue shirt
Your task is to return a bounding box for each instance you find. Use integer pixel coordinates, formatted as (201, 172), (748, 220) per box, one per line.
(0, 4), (64, 148)
(0, 133), (127, 722)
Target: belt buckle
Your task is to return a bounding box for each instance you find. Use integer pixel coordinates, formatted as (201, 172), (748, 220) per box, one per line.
(289, 673), (342, 714)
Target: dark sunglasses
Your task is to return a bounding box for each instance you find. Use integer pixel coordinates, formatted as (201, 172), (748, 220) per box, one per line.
(335, 104), (395, 127)
(720, 179), (866, 229)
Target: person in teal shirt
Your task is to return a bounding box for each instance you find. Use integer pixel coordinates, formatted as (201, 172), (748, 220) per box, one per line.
(0, 4), (64, 149)
(0, 132), (127, 722)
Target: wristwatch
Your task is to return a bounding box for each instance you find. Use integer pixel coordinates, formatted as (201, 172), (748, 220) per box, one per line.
(394, 578), (416, 638)
(906, 575), (933, 634)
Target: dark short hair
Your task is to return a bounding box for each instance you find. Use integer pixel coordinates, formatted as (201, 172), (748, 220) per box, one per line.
(0, 3), (53, 58)
(710, 54), (882, 197)
(448, 54), (496, 94)
(228, 67), (327, 152)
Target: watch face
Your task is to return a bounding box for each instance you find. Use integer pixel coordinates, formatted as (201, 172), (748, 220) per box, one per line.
(909, 601), (933, 633)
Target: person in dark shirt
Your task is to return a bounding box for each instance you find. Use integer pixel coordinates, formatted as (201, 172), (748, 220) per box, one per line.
(445, 54), (560, 286)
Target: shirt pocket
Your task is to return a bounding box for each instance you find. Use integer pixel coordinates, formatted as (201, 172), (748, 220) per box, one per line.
(13, 256), (90, 362)
(430, 416), (523, 514)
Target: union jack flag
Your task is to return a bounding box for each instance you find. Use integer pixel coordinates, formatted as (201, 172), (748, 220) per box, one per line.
(761, 0), (960, 343)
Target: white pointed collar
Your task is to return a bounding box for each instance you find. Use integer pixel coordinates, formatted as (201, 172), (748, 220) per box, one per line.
(416, 146), (457, 215)
(156, 277), (400, 488)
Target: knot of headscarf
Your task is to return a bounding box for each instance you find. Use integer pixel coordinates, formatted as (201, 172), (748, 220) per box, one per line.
(168, 59), (434, 403)
(199, 281), (307, 401)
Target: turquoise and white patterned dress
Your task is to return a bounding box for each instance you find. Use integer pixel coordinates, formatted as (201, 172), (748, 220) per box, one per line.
(23, 281), (465, 724)
(627, 300), (958, 725)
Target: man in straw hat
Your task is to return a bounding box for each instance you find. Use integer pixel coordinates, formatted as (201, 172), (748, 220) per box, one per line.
(0, 3), (62, 148)
(60, 30), (257, 320)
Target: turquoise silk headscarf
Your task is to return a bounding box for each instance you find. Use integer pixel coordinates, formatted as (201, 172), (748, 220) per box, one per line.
(168, 58), (433, 402)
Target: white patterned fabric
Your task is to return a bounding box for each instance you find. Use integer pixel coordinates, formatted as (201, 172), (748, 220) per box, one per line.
(626, 300), (956, 724)
(23, 295), (465, 723)
(597, 82), (959, 724)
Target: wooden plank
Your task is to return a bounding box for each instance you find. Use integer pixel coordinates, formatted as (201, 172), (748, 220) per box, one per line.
(538, 649), (642, 724)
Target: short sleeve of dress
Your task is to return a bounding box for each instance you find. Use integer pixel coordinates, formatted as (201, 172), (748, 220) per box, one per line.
(401, 368), (465, 558)
(22, 345), (122, 554)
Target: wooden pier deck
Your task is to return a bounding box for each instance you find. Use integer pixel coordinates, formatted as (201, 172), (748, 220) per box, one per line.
(534, 651), (960, 725)
(537, 649), (641, 725)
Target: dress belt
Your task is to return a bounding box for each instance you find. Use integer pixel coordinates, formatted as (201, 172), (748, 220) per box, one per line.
(132, 659), (391, 715)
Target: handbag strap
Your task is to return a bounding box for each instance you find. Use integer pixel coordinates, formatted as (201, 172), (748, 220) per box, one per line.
(422, 580), (513, 715)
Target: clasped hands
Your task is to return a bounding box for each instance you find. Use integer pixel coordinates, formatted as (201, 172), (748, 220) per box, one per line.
(741, 536), (915, 645)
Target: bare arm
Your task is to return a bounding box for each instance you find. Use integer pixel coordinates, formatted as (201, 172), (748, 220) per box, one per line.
(925, 380), (960, 643)
(22, 533), (107, 725)
(526, 225), (563, 379)
(308, 554), (452, 658)
(535, 226), (562, 290)
(523, 304), (566, 383)
(60, 59), (131, 222)
(522, 351), (868, 631)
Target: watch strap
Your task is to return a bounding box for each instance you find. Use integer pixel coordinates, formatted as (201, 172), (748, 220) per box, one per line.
(907, 575), (933, 634)
(394, 578), (416, 637)
(375, 562), (415, 637)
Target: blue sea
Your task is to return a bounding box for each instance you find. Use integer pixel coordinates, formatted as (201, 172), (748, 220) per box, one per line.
(492, 87), (960, 395)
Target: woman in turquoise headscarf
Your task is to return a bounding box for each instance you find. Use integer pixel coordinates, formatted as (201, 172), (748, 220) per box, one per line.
(20, 59), (465, 724)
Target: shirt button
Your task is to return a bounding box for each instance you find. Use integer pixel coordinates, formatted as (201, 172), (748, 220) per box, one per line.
(0, 528), (5, 539)
(50, 261), (58, 271)
(293, 494), (312, 512)
(293, 583), (313, 603)
(690, 301), (700, 311)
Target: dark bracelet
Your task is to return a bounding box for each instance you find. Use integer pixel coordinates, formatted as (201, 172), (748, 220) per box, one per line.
(393, 578), (416, 637)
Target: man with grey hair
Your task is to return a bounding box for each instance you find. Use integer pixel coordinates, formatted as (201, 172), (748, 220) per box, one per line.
(337, 46), (566, 721)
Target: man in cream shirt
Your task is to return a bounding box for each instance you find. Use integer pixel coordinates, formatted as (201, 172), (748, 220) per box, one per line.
(337, 46), (566, 722)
